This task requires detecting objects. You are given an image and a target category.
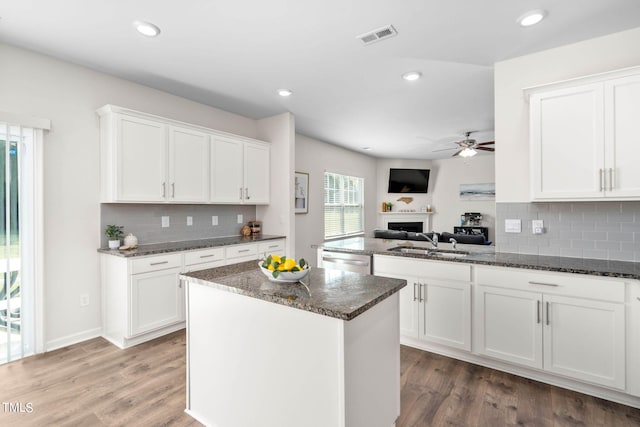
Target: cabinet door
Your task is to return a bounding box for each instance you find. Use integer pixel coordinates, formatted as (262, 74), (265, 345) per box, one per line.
(116, 115), (167, 201)
(530, 84), (605, 200)
(129, 267), (183, 337)
(373, 267), (419, 339)
(420, 280), (470, 351)
(543, 294), (625, 389)
(244, 142), (270, 204)
(210, 137), (244, 203)
(605, 74), (640, 198)
(168, 126), (209, 202)
(475, 285), (542, 368)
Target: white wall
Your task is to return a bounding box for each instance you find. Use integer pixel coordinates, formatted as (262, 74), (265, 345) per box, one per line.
(430, 155), (495, 241)
(495, 26), (640, 202)
(0, 42), (264, 350)
(295, 135), (378, 266)
(376, 159), (434, 221)
(257, 113), (296, 256)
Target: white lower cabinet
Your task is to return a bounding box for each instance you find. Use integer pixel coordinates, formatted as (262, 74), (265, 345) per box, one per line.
(628, 282), (640, 397)
(101, 238), (286, 349)
(474, 266), (626, 390)
(374, 255), (471, 351)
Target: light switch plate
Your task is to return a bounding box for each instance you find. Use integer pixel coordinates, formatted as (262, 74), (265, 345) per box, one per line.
(505, 219), (521, 233)
(237, 214), (243, 224)
(161, 216), (170, 228)
(187, 216), (193, 226)
(212, 216), (218, 226)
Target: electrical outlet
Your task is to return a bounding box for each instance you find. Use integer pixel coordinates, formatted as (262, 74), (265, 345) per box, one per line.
(212, 216), (218, 226)
(532, 219), (544, 234)
(161, 216), (170, 228)
(505, 219), (521, 233)
(80, 294), (89, 307)
(187, 216), (193, 226)
(237, 214), (243, 224)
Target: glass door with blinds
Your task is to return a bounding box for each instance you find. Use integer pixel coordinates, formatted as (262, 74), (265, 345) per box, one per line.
(0, 123), (35, 364)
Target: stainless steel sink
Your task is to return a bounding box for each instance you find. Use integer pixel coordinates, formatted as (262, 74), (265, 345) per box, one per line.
(388, 246), (469, 258)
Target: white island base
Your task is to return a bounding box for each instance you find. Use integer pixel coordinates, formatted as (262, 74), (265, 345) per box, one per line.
(186, 281), (400, 427)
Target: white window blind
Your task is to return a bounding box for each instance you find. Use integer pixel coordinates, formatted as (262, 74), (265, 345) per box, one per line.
(324, 172), (364, 239)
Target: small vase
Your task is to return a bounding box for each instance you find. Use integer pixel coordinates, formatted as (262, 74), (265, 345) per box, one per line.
(108, 239), (120, 249)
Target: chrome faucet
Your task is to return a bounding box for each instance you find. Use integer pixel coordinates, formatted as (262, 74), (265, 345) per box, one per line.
(449, 238), (458, 249)
(416, 232), (439, 248)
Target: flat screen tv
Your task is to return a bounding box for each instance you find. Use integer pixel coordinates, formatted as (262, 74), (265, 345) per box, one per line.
(387, 168), (430, 193)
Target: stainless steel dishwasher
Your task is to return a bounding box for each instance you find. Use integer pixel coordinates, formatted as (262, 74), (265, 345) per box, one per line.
(319, 250), (372, 274)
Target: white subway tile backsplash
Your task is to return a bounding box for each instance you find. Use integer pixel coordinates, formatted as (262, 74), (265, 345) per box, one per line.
(496, 202), (640, 261)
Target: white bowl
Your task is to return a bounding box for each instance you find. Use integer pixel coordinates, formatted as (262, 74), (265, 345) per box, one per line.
(259, 262), (310, 282)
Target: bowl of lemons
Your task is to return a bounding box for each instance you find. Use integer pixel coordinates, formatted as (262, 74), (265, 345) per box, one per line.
(260, 254), (309, 282)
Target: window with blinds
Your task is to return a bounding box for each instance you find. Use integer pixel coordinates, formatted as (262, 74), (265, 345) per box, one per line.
(324, 172), (364, 239)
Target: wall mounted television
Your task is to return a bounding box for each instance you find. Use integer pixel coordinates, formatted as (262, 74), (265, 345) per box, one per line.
(387, 168), (430, 193)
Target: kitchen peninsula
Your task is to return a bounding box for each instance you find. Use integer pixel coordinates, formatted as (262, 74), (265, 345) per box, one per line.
(180, 261), (406, 427)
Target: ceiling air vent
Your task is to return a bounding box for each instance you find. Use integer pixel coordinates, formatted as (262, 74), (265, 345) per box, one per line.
(356, 25), (398, 45)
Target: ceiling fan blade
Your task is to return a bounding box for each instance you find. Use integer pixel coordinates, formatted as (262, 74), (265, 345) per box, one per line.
(451, 149), (464, 157)
(476, 147), (495, 152)
(476, 141), (495, 146)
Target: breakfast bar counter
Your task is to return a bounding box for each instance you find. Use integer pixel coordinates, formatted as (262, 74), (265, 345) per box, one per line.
(180, 261), (406, 427)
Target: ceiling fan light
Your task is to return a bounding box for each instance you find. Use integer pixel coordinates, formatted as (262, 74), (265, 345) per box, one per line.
(459, 148), (477, 158)
(517, 10), (547, 27)
(278, 89), (293, 97)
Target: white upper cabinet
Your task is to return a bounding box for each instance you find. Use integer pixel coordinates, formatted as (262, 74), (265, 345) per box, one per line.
(528, 67), (640, 201)
(98, 105), (270, 204)
(168, 126), (209, 202)
(210, 137), (270, 204)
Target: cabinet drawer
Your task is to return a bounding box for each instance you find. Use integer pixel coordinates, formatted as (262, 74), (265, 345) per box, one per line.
(130, 253), (182, 275)
(225, 243), (258, 259)
(184, 247), (225, 266)
(475, 266), (625, 302)
(374, 255), (470, 282)
(258, 240), (285, 255)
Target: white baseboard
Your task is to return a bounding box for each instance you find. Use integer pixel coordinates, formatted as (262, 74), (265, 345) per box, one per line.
(45, 327), (102, 352)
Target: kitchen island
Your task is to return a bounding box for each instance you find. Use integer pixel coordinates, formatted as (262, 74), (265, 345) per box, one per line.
(180, 261), (406, 427)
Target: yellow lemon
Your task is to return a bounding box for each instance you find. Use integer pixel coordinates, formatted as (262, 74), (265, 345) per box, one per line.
(282, 258), (296, 271)
(267, 264), (275, 271)
(271, 254), (281, 263)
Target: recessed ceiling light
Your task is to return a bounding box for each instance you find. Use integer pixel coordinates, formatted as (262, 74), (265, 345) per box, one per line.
(134, 21), (161, 37)
(362, 147), (372, 151)
(278, 89), (293, 97)
(517, 10), (547, 27)
(402, 71), (422, 81)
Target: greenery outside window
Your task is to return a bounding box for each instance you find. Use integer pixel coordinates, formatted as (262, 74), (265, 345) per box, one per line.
(324, 172), (364, 239)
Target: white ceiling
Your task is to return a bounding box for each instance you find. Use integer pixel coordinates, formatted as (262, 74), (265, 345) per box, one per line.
(1, 1), (639, 159)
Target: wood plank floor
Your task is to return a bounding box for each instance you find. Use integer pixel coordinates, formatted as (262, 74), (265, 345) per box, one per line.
(1, 331), (639, 426)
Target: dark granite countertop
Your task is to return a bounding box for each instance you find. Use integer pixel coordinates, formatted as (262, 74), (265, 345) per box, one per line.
(180, 260), (406, 321)
(98, 234), (285, 258)
(313, 237), (640, 280)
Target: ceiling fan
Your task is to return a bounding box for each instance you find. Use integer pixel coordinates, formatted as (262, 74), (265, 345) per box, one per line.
(433, 131), (495, 158)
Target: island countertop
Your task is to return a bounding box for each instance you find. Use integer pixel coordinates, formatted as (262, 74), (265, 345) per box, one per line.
(180, 260), (406, 320)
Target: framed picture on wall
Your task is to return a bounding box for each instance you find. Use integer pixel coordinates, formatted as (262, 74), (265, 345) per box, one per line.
(295, 172), (309, 214)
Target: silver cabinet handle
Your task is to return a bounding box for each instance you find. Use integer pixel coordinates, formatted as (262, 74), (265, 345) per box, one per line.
(245, 187), (250, 200)
(321, 257), (369, 266)
(149, 261), (169, 266)
(199, 254), (215, 258)
(537, 300), (541, 324)
(162, 182), (166, 198)
(413, 283), (418, 301)
(599, 169), (604, 192)
(419, 283), (424, 303)
(238, 249), (250, 253)
(529, 281), (559, 287)
(179, 279), (183, 289)
(546, 301), (550, 325)
(171, 182), (175, 198)
(239, 187), (243, 200)
(609, 168), (614, 191)
(268, 244), (279, 249)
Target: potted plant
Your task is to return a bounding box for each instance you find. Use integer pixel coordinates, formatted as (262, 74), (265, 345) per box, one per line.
(105, 225), (124, 249)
